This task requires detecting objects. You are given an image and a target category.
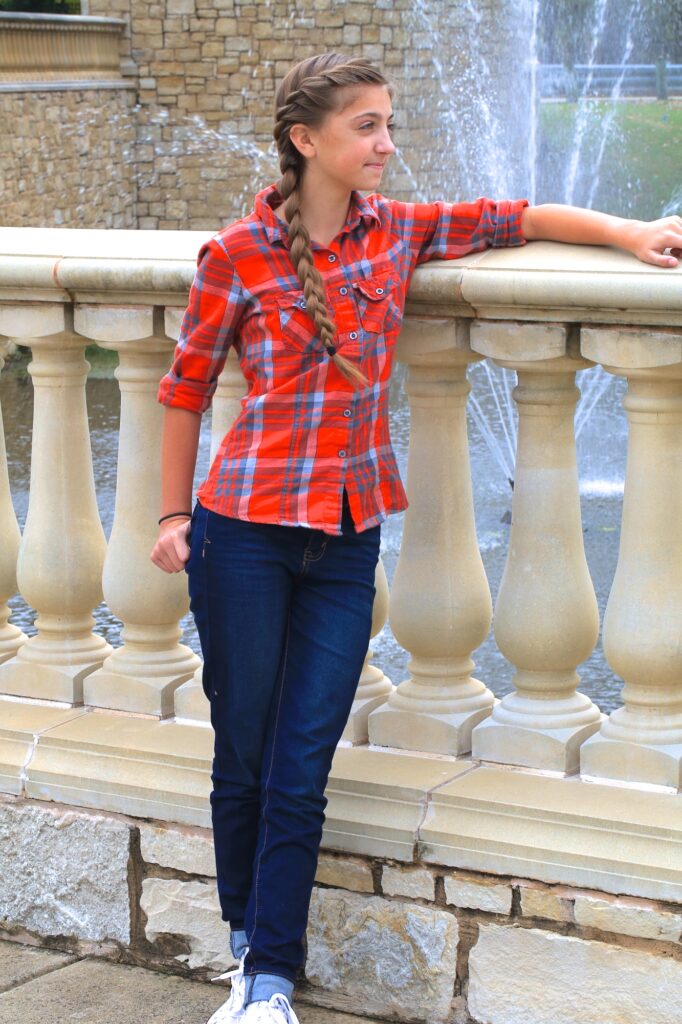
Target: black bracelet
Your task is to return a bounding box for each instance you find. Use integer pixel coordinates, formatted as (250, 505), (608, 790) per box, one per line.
(158, 511), (192, 525)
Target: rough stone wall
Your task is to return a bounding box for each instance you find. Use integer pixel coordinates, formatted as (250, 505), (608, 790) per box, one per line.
(0, 87), (138, 229)
(83, 0), (531, 230)
(3, 794), (682, 1024)
(1, 1), (530, 229)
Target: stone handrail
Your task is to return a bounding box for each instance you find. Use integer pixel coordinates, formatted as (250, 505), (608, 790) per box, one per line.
(1, 229), (682, 904)
(0, 12), (129, 84)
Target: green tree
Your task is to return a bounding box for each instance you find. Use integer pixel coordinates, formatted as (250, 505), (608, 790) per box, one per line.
(538, 0), (681, 66)
(0, 2), (81, 12)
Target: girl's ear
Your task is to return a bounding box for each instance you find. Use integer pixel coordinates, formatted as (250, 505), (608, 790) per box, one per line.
(289, 123), (317, 159)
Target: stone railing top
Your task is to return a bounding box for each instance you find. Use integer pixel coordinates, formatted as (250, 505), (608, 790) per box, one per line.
(0, 227), (680, 325)
(0, 13), (126, 30)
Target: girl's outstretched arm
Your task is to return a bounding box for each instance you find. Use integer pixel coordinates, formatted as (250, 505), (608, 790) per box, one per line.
(521, 205), (682, 268)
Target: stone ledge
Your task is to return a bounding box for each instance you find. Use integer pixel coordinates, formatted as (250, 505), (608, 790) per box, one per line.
(0, 700), (89, 797)
(1, 703), (682, 902)
(0, 233), (680, 326)
(0, 81), (137, 93)
(421, 764), (682, 901)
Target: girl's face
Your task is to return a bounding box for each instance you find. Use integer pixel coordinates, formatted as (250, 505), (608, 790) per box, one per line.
(295, 84), (396, 194)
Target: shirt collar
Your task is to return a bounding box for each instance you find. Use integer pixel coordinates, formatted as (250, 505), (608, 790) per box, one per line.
(254, 183), (380, 246)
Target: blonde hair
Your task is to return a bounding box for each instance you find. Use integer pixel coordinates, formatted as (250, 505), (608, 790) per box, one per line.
(273, 53), (391, 387)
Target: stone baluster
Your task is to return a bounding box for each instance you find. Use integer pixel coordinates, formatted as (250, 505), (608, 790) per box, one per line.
(580, 326), (682, 789)
(174, 347), (248, 723)
(0, 338), (27, 664)
(0, 308), (112, 702)
(470, 321), (603, 772)
(342, 557), (393, 744)
(369, 318), (496, 756)
(76, 305), (201, 717)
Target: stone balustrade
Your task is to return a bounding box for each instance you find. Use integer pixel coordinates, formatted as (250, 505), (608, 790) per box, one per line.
(1, 228), (682, 916)
(0, 12), (130, 84)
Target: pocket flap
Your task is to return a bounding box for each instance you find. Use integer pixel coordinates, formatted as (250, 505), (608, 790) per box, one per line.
(276, 292), (308, 312)
(353, 277), (392, 302)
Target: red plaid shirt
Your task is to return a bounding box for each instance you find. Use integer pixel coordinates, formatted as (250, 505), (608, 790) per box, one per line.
(158, 185), (527, 535)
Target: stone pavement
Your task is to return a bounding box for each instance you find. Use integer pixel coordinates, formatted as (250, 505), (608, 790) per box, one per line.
(0, 938), (386, 1024)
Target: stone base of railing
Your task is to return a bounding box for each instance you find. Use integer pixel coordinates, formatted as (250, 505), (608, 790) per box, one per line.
(2, 697), (682, 1024)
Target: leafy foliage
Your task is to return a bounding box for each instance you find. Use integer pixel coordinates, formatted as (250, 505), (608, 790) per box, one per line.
(0, 1), (81, 13)
(538, 0), (682, 65)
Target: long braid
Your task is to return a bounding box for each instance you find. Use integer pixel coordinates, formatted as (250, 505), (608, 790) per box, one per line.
(273, 54), (392, 388)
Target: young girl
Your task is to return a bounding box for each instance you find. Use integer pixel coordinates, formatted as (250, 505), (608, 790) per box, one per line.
(151, 52), (681, 1024)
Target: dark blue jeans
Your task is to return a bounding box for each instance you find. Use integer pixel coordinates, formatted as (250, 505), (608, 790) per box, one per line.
(186, 495), (380, 1005)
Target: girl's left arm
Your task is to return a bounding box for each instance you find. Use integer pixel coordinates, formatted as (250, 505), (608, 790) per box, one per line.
(521, 205), (682, 268)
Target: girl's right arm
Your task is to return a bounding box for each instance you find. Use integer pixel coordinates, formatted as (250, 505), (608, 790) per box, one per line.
(151, 237), (246, 573)
(150, 406), (202, 574)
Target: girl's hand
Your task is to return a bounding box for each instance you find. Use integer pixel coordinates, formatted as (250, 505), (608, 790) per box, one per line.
(150, 517), (192, 574)
(615, 215), (682, 268)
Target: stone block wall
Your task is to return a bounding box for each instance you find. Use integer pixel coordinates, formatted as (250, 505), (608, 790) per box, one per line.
(0, 86), (138, 228)
(3, 793), (682, 1024)
(73, 0), (530, 230)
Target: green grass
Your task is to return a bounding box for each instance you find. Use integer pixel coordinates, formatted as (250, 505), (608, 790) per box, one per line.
(538, 100), (682, 220)
(4, 343), (118, 379)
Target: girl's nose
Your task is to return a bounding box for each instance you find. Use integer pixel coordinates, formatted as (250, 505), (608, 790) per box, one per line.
(377, 129), (396, 154)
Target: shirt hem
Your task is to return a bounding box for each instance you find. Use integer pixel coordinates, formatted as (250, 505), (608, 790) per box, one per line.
(194, 493), (407, 535)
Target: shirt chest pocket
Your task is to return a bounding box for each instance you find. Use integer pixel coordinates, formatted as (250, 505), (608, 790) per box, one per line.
(275, 292), (318, 352)
(352, 275), (403, 335)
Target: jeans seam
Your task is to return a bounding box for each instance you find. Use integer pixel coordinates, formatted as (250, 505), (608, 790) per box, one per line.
(201, 504), (211, 558)
(247, 615), (291, 959)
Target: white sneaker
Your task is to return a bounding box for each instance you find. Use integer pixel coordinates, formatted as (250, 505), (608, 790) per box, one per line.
(242, 993), (300, 1024)
(207, 954), (248, 1023)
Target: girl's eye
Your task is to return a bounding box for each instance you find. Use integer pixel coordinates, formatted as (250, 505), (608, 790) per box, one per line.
(388, 123), (396, 133)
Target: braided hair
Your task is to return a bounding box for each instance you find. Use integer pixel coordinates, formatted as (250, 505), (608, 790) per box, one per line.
(273, 53), (392, 387)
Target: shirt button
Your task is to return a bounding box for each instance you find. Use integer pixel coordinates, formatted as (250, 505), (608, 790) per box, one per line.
(339, 286), (348, 295)
(343, 409), (352, 418)
(349, 331), (358, 340)
(338, 449), (347, 458)
(375, 287), (384, 295)
(328, 254), (337, 263)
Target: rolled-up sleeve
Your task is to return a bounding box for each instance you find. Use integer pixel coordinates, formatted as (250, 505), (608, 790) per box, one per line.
(157, 238), (245, 414)
(388, 197), (529, 265)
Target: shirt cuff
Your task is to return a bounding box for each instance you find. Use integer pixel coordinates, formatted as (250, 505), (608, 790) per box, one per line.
(492, 198), (530, 248)
(157, 373), (215, 414)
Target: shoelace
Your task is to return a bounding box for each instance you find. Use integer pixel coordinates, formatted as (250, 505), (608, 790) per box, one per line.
(246, 994), (300, 1024)
(209, 955), (247, 1021)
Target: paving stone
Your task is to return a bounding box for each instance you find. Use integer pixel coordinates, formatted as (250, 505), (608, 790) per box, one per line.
(0, 958), (220, 1024)
(0, 946), (386, 1024)
(0, 939), (77, 994)
(296, 1005), (386, 1023)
